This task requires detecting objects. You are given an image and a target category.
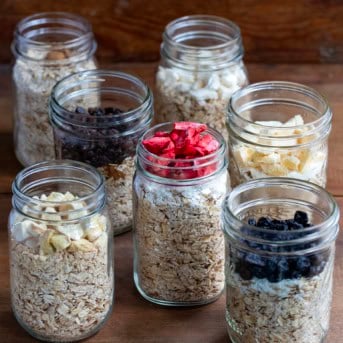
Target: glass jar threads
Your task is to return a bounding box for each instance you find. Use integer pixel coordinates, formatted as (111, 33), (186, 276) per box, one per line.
(133, 122), (228, 306)
(9, 160), (114, 342)
(50, 70), (153, 235)
(227, 81), (332, 188)
(12, 12), (97, 166)
(155, 15), (248, 141)
(222, 178), (339, 343)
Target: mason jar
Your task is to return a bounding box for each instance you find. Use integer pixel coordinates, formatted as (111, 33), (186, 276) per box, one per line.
(50, 70), (153, 235)
(222, 178), (339, 343)
(9, 160), (114, 342)
(155, 15), (248, 141)
(227, 81), (332, 188)
(133, 122), (228, 306)
(12, 12), (97, 166)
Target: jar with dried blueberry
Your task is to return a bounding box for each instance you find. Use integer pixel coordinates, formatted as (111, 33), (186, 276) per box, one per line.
(50, 70), (153, 235)
(133, 122), (228, 306)
(222, 178), (340, 343)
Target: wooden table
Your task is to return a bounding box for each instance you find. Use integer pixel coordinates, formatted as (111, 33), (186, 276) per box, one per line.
(0, 63), (342, 343)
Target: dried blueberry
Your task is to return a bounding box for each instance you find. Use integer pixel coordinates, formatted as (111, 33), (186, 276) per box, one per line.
(294, 210), (309, 225)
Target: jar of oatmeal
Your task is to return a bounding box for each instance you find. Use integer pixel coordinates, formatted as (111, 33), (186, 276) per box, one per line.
(12, 12), (97, 166)
(222, 178), (339, 343)
(155, 15), (248, 142)
(9, 160), (114, 342)
(50, 70), (153, 235)
(133, 122), (228, 306)
(227, 81), (332, 188)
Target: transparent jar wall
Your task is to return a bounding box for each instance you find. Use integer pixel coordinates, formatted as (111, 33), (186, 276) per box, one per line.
(9, 161), (114, 342)
(12, 12), (97, 166)
(50, 70), (153, 235)
(222, 179), (339, 343)
(227, 82), (332, 188)
(132, 122), (228, 306)
(133, 169), (227, 306)
(155, 15), (248, 141)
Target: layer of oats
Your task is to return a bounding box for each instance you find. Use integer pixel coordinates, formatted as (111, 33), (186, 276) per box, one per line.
(225, 259), (333, 343)
(13, 54), (96, 166)
(98, 156), (135, 235)
(11, 238), (113, 341)
(134, 172), (228, 303)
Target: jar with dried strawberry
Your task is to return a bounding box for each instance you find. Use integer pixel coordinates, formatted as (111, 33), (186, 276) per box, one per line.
(133, 122), (228, 306)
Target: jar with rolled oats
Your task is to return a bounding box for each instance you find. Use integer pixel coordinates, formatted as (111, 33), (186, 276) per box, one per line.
(222, 178), (339, 343)
(9, 160), (113, 342)
(12, 12), (97, 166)
(50, 70), (153, 235)
(133, 122), (228, 306)
(227, 81), (332, 188)
(155, 15), (248, 142)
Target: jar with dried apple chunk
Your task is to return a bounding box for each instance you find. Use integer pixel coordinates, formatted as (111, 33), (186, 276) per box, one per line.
(155, 15), (248, 142)
(8, 160), (113, 342)
(227, 81), (332, 187)
(133, 122), (228, 306)
(50, 70), (153, 235)
(12, 12), (97, 166)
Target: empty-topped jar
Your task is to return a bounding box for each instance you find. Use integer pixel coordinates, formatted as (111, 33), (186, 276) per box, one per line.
(12, 12), (97, 166)
(227, 81), (332, 188)
(155, 15), (248, 141)
(50, 70), (153, 235)
(222, 178), (339, 343)
(9, 160), (114, 342)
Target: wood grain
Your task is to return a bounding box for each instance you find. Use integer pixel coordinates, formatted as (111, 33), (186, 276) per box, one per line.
(0, 0), (343, 64)
(0, 193), (342, 343)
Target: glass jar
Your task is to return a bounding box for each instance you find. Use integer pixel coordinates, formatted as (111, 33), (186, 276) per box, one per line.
(155, 15), (248, 142)
(50, 70), (153, 235)
(222, 178), (339, 343)
(133, 122), (228, 306)
(227, 81), (332, 188)
(9, 160), (114, 342)
(12, 12), (97, 166)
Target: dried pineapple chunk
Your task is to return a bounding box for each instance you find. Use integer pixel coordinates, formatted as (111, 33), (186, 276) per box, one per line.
(51, 234), (71, 251)
(281, 155), (300, 171)
(39, 229), (55, 255)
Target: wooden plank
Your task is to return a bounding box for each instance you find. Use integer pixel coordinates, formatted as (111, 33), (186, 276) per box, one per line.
(0, 0), (343, 64)
(0, 193), (342, 342)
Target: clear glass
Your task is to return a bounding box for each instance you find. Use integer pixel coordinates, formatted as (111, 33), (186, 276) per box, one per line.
(133, 122), (228, 306)
(222, 178), (339, 343)
(9, 160), (114, 342)
(50, 70), (153, 235)
(12, 12), (97, 166)
(227, 81), (332, 187)
(155, 15), (248, 142)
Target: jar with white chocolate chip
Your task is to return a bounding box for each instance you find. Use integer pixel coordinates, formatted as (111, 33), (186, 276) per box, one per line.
(8, 160), (113, 342)
(12, 12), (97, 166)
(50, 70), (153, 235)
(155, 15), (248, 141)
(227, 81), (332, 188)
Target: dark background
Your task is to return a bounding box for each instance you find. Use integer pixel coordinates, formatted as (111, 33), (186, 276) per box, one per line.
(1, 0), (343, 64)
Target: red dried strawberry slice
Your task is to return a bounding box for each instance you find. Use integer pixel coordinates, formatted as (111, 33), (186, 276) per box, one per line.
(197, 134), (220, 154)
(154, 131), (169, 137)
(142, 136), (173, 154)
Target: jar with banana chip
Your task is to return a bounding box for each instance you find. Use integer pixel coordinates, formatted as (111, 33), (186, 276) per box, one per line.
(8, 160), (113, 342)
(227, 81), (332, 187)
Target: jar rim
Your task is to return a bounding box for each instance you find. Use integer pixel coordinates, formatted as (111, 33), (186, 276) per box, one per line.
(136, 122), (228, 183)
(164, 14), (242, 51)
(12, 160), (105, 220)
(227, 81), (332, 148)
(49, 69), (153, 136)
(12, 12), (96, 63)
(222, 178), (339, 254)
